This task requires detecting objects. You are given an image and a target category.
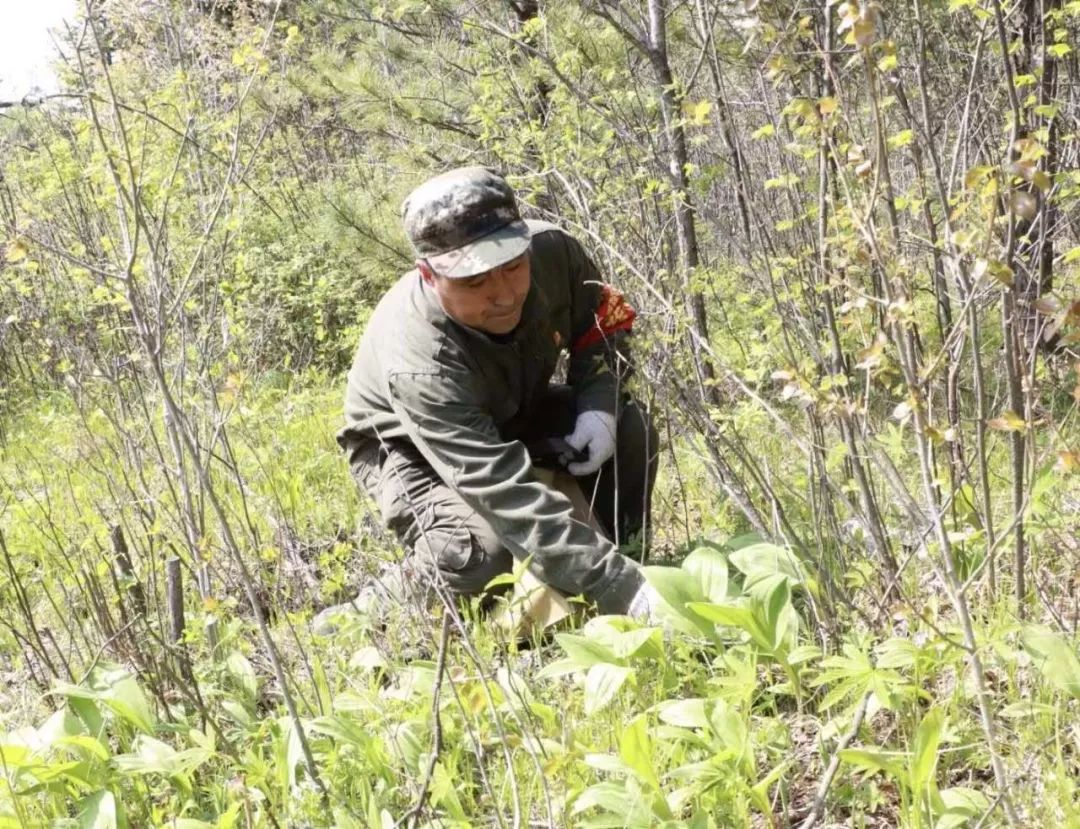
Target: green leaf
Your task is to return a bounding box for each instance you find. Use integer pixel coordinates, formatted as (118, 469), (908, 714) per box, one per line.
(556, 633), (619, 667)
(281, 716), (307, 791)
(619, 716), (659, 791)
(839, 748), (908, 784)
(584, 664), (632, 715)
(707, 699), (748, 760)
(609, 628), (664, 662)
(761, 575), (792, 650)
(728, 543), (803, 586)
(936, 787), (990, 829)
(1022, 625), (1080, 698)
(53, 667), (155, 734)
(909, 707), (944, 795)
(572, 782), (640, 820)
(69, 698), (104, 738)
(225, 651), (259, 701)
(77, 789), (127, 829)
(641, 566), (713, 638)
(687, 601), (772, 652)
(683, 546), (730, 603)
(56, 735), (112, 762)
(655, 698), (709, 730)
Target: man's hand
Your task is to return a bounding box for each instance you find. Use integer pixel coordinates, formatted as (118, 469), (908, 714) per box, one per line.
(563, 410), (616, 475)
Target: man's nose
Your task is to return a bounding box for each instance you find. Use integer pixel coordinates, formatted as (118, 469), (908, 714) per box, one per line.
(489, 272), (516, 306)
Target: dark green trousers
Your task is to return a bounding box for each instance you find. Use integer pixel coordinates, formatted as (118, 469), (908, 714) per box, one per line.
(349, 387), (658, 597)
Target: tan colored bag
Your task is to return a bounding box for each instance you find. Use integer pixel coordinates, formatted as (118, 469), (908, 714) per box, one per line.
(492, 468), (606, 637)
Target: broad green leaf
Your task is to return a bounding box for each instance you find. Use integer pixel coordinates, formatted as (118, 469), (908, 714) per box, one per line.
(225, 651), (259, 701)
(728, 542), (803, 586)
(936, 787), (990, 829)
(572, 781), (638, 818)
(619, 716), (659, 791)
(69, 698), (104, 738)
(1022, 625), (1080, 698)
(0, 744), (30, 769)
(56, 735), (111, 762)
(641, 566), (714, 638)
(281, 716), (307, 790)
(655, 698), (709, 730)
(761, 575), (792, 650)
(584, 752), (633, 774)
(584, 663), (632, 715)
(707, 700), (749, 763)
(77, 789), (127, 829)
(999, 701), (1056, 718)
(114, 735), (175, 775)
(683, 546), (730, 603)
(609, 628), (663, 661)
(114, 735), (211, 777)
(556, 632), (619, 667)
(310, 714), (374, 750)
(839, 748), (908, 783)
(35, 708), (83, 750)
(687, 601), (772, 652)
(54, 667), (155, 734)
(724, 532), (768, 551)
(535, 657), (581, 680)
(216, 803), (241, 829)
(910, 707), (944, 795)
(97, 669), (155, 734)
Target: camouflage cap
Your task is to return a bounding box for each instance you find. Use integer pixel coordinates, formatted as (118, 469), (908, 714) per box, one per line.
(402, 166), (532, 278)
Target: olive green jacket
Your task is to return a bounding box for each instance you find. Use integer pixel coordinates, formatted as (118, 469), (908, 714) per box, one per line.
(338, 221), (643, 613)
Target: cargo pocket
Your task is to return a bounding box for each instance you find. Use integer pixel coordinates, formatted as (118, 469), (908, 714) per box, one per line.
(414, 514), (480, 573)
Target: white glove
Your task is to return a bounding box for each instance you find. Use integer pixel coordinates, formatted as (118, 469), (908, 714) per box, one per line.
(626, 581), (661, 622)
(563, 410), (616, 476)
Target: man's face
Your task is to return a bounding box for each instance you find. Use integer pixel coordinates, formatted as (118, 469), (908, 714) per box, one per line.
(420, 253), (532, 335)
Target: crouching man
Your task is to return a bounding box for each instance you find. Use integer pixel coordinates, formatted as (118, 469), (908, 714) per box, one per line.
(316, 166), (659, 631)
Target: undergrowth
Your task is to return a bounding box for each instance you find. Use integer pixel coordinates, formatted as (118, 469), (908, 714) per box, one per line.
(0, 377), (1078, 828)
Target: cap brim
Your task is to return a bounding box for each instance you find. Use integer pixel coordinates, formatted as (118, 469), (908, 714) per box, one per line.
(426, 220), (531, 278)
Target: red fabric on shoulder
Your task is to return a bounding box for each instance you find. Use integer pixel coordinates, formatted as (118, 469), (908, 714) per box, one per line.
(572, 284), (636, 352)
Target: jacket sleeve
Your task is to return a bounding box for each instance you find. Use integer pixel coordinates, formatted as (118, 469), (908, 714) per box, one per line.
(562, 232), (637, 416)
(385, 367), (643, 613)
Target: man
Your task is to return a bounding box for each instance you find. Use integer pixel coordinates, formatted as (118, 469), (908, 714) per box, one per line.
(318, 166), (658, 629)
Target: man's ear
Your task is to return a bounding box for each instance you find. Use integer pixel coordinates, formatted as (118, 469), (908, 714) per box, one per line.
(417, 260), (436, 285)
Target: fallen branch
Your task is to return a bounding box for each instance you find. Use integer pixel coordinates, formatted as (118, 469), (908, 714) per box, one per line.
(797, 691), (871, 829)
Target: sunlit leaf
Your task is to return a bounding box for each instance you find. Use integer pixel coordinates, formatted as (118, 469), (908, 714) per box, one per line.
(683, 545), (730, 603)
(619, 716), (659, 790)
(556, 632), (619, 668)
(655, 698), (709, 730)
(728, 542), (803, 586)
(910, 707), (943, 795)
(584, 663), (632, 715)
(642, 566), (714, 638)
(1023, 625), (1080, 698)
(839, 747), (908, 783)
(77, 789), (126, 829)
